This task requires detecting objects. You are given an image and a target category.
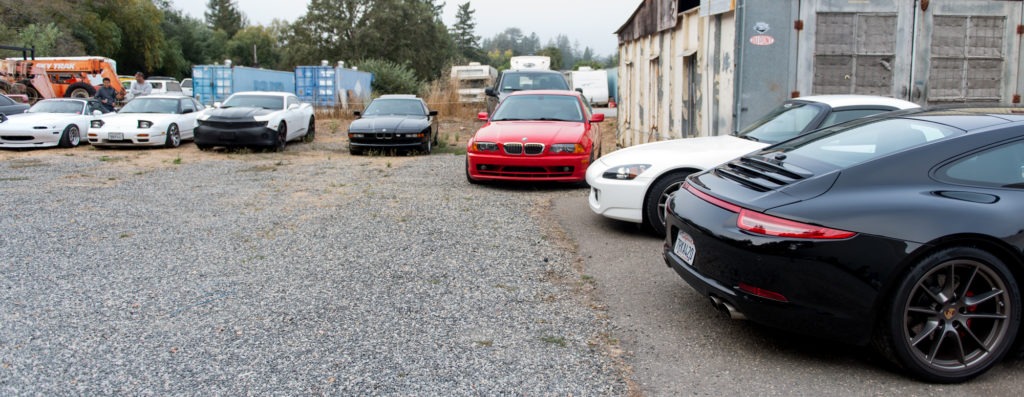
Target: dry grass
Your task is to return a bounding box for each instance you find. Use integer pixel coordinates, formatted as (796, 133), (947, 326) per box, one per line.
(420, 74), (487, 120)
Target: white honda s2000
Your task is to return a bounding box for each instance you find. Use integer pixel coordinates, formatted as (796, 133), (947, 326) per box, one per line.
(89, 95), (206, 148)
(586, 95), (919, 235)
(0, 98), (112, 148)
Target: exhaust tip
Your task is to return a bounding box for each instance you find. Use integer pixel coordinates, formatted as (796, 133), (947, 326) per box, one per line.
(708, 295), (746, 321)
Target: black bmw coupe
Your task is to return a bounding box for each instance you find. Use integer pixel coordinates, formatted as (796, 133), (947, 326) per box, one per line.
(664, 107), (1024, 383)
(347, 95), (438, 155)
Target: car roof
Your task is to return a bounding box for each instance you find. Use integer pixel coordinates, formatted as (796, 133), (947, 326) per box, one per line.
(507, 90), (582, 98)
(792, 95), (919, 109)
(378, 94), (419, 99)
(230, 91), (293, 97)
(504, 69), (563, 75)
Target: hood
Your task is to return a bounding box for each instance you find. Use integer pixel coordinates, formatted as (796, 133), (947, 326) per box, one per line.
(598, 135), (769, 170)
(349, 115), (430, 133)
(99, 113), (181, 129)
(473, 121), (585, 144)
(0, 112), (79, 128)
(205, 107), (274, 120)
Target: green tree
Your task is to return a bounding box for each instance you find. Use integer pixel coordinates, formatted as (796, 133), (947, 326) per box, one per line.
(536, 46), (562, 71)
(356, 58), (423, 95)
(225, 26), (281, 68)
(450, 2), (482, 63)
(205, 0), (248, 38)
(17, 23), (61, 57)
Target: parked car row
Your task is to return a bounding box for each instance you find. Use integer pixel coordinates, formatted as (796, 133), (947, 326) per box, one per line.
(0, 91), (315, 152)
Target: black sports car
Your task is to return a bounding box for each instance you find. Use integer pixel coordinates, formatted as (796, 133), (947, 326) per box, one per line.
(347, 95), (438, 155)
(664, 107), (1024, 383)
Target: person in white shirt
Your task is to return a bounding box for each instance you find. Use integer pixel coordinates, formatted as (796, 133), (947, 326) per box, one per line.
(128, 72), (152, 99)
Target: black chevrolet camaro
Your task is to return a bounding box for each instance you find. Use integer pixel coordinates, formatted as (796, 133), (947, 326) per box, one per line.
(664, 107), (1024, 383)
(347, 95), (438, 155)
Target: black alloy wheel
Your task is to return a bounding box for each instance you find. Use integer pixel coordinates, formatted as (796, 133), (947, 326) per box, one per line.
(643, 171), (693, 236)
(273, 122), (287, 152)
(58, 124), (81, 148)
(420, 134), (432, 155)
(303, 117), (316, 143)
(878, 246), (1020, 383)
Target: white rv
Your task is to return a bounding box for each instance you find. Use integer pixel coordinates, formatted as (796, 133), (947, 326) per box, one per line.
(509, 56), (551, 70)
(450, 62), (498, 103)
(569, 67), (610, 106)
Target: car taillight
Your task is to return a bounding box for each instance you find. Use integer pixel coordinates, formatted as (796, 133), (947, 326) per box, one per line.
(685, 182), (855, 240)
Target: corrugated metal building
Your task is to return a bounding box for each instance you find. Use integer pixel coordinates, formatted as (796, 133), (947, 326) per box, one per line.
(616, 0), (1023, 147)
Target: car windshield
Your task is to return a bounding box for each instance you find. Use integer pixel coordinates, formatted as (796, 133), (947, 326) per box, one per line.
(119, 98), (180, 114)
(737, 102), (826, 144)
(500, 72), (570, 92)
(774, 118), (962, 168)
(362, 99), (425, 116)
(491, 94), (583, 122)
(28, 100), (83, 114)
(222, 95), (284, 110)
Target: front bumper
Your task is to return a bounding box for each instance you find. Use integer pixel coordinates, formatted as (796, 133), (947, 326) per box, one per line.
(194, 125), (278, 148)
(349, 132), (427, 150)
(662, 187), (915, 345)
(0, 128), (62, 148)
(585, 163), (648, 223)
(89, 129), (165, 146)
(467, 152), (589, 182)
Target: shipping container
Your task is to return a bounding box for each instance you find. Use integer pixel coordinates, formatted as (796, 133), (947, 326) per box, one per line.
(295, 65), (337, 107)
(192, 65), (296, 106)
(336, 68), (374, 107)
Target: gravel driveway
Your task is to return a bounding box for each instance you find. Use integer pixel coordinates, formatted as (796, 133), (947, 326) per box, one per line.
(0, 147), (627, 395)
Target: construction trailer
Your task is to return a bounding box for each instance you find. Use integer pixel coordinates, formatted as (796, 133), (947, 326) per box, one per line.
(451, 62), (498, 103)
(615, 0), (1023, 147)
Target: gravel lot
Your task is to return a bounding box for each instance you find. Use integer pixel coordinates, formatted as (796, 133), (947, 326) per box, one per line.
(0, 133), (628, 394)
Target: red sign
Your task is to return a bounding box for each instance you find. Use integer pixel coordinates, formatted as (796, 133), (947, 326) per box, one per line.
(750, 35), (775, 46)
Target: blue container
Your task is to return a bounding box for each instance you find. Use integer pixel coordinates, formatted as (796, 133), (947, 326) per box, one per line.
(336, 68), (374, 104)
(192, 65), (232, 106)
(295, 66), (336, 107)
(232, 66), (294, 94)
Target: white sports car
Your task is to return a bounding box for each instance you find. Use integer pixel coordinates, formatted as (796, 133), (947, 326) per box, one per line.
(586, 95), (919, 235)
(0, 98), (112, 148)
(88, 95), (205, 148)
(194, 91), (315, 151)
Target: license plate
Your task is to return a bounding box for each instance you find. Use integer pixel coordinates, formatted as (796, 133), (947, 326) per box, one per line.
(674, 232), (696, 266)
(108, 132), (123, 140)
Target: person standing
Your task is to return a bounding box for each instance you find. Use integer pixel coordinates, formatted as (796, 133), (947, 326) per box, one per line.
(128, 72), (152, 100)
(94, 77), (119, 112)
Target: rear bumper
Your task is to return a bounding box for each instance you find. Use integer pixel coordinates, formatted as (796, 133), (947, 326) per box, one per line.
(194, 125), (278, 147)
(466, 152), (589, 182)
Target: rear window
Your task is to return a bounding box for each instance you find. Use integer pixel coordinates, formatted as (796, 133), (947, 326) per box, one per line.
(778, 118), (961, 167)
(500, 73), (569, 92)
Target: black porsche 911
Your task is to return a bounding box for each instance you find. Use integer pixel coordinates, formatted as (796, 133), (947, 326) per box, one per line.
(664, 107), (1024, 383)
(347, 95), (438, 155)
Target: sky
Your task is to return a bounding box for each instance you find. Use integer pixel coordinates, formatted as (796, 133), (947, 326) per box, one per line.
(171, 0), (642, 57)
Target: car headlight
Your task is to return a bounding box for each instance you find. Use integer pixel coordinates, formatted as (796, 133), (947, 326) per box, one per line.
(550, 143), (584, 154)
(473, 141), (499, 152)
(602, 164), (651, 180)
(91, 120), (104, 129)
(137, 120), (152, 129)
(349, 133), (365, 138)
(198, 114), (211, 121)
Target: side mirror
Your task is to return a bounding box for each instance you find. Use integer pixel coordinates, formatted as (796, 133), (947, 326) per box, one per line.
(429, 110), (438, 117)
(477, 112), (489, 121)
(353, 111), (361, 117)
(182, 108), (194, 114)
(575, 88), (584, 94)
(214, 102), (222, 108)
(590, 113), (605, 123)
(484, 87), (497, 97)
(92, 110), (103, 116)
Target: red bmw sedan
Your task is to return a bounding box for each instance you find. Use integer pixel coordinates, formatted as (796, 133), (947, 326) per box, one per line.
(466, 90), (604, 184)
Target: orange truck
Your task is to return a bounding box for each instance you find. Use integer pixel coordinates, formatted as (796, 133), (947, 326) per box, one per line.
(0, 55), (125, 103)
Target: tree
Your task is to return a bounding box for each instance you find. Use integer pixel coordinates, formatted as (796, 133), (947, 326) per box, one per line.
(536, 46), (562, 71)
(17, 23), (61, 57)
(225, 26), (281, 68)
(450, 2), (482, 63)
(205, 0), (248, 38)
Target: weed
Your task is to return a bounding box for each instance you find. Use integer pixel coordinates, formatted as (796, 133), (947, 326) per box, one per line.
(386, 161), (392, 168)
(119, 233), (131, 238)
(99, 156), (111, 162)
(540, 335), (567, 348)
(474, 340), (494, 347)
(172, 156), (182, 165)
(108, 177), (117, 181)
(428, 279), (441, 285)
(0, 177), (29, 181)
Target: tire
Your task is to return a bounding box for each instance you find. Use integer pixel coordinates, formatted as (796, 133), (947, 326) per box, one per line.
(349, 146), (362, 156)
(196, 144), (212, 151)
(57, 124), (81, 148)
(163, 124), (181, 148)
(643, 171), (693, 236)
(24, 86), (41, 104)
(0, 81), (10, 95)
(65, 82), (95, 98)
(273, 122), (287, 152)
(302, 117), (316, 143)
(465, 157), (479, 185)
(420, 135), (432, 155)
(433, 129), (439, 145)
(876, 246), (1021, 383)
